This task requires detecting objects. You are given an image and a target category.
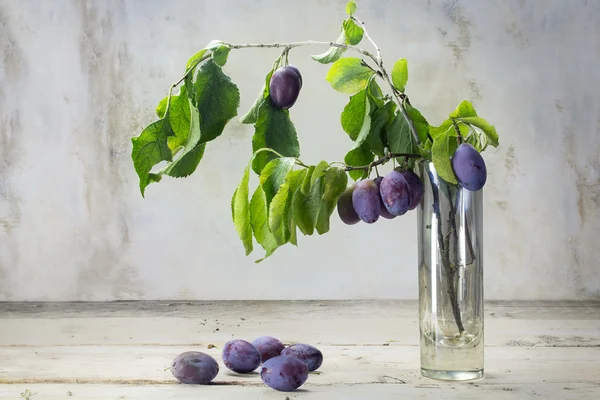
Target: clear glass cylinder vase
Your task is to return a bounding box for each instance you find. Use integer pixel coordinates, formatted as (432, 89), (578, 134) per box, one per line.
(417, 161), (484, 381)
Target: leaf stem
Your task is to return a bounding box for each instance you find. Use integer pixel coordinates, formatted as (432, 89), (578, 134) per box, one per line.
(451, 119), (464, 145)
(344, 152), (420, 172)
(295, 159), (309, 168)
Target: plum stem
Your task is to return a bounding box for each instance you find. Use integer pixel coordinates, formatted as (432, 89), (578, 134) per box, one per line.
(451, 119), (464, 145)
(426, 169), (465, 334)
(351, 16), (421, 146)
(344, 152), (421, 172)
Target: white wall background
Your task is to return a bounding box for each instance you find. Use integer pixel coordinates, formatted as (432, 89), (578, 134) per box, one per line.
(0, 0), (599, 301)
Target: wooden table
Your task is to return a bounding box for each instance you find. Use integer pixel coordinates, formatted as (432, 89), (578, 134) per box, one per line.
(0, 300), (598, 399)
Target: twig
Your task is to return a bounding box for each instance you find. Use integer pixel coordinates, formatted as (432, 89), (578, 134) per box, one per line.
(452, 119), (464, 145)
(351, 17), (381, 65)
(227, 41), (378, 64)
(453, 186), (476, 263)
(351, 16), (421, 146)
(426, 169), (465, 334)
(344, 152), (421, 172)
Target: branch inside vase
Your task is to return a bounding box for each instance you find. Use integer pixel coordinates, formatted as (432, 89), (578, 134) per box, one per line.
(427, 169), (465, 334)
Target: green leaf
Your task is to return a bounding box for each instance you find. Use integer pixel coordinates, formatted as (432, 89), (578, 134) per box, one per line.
(250, 186), (278, 262)
(167, 85), (192, 151)
(405, 103), (429, 143)
(322, 167), (348, 201)
(341, 89), (371, 146)
(233, 164), (253, 255)
(231, 187), (237, 220)
(346, 1), (357, 15)
(343, 19), (364, 45)
(252, 99), (301, 175)
(163, 96), (205, 178)
(156, 96), (168, 118)
(301, 165), (315, 195)
(268, 169), (306, 245)
(259, 157), (296, 207)
(367, 101), (395, 156)
(185, 40), (224, 70)
(429, 119), (454, 141)
(316, 199), (336, 235)
(367, 78), (385, 108)
(268, 181), (292, 246)
(326, 57), (376, 95)
(312, 161), (330, 187)
(194, 59), (240, 143)
(284, 170), (306, 245)
(292, 177), (324, 236)
(311, 30), (347, 64)
(461, 122), (486, 151)
(391, 58), (408, 92)
(289, 220), (298, 246)
(164, 143), (206, 178)
(213, 45), (230, 66)
(449, 100), (477, 119)
(240, 68), (275, 124)
(388, 113), (419, 154)
(185, 49), (208, 70)
(431, 130), (458, 185)
(131, 117), (174, 196)
(344, 143), (374, 181)
(456, 116), (499, 147)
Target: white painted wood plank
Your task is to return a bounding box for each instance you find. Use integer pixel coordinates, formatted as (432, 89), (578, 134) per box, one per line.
(0, 345), (598, 384)
(1, 317), (598, 347)
(0, 301), (598, 398)
(2, 300), (598, 320)
(1, 383), (599, 400)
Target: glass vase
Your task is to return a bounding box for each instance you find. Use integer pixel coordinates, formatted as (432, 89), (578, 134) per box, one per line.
(417, 161), (484, 381)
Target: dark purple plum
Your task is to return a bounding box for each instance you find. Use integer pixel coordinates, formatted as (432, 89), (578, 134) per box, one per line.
(252, 336), (285, 364)
(260, 355), (308, 392)
(351, 179), (381, 224)
(222, 339), (261, 374)
(398, 169), (424, 210)
(286, 64), (303, 88)
(380, 170), (411, 216)
(337, 186), (361, 225)
(373, 177), (396, 219)
(281, 343), (323, 372)
(269, 65), (302, 109)
(451, 143), (487, 191)
(171, 351), (219, 384)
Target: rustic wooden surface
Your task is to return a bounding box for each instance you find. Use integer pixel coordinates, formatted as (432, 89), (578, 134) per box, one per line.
(0, 300), (598, 399)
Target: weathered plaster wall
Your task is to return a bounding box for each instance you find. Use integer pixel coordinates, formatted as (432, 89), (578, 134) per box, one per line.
(0, 0), (598, 301)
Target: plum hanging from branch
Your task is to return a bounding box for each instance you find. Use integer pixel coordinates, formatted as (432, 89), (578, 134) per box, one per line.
(451, 143), (488, 191)
(269, 65), (303, 109)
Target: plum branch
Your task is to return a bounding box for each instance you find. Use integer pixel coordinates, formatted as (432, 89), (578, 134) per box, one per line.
(350, 15), (421, 146)
(170, 34), (421, 147)
(344, 152), (421, 172)
(226, 41), (378, 63)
